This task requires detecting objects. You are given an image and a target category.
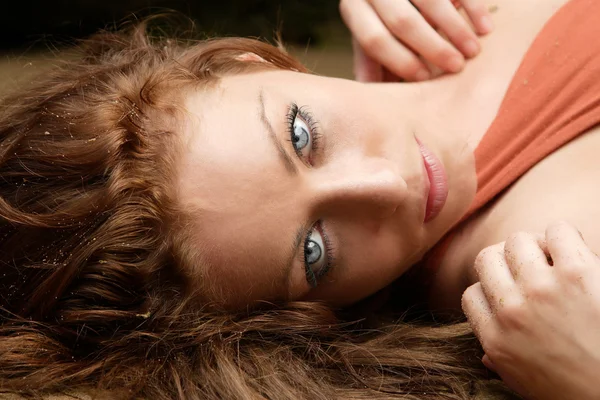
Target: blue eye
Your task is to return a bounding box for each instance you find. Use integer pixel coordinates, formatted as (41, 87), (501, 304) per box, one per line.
(303, 224), (332, 288)
(292, 117), (311, 156)
(287, 103), (320, 161)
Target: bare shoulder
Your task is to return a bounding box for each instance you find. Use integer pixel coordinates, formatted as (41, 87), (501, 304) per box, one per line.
(474, 124), (600, 259)
(428, 124), (600, 310)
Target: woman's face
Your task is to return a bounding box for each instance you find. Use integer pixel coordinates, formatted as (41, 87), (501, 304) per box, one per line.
(178, 69), (474, 307)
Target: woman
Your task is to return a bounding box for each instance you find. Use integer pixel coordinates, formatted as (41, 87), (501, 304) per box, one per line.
(0, 1), (599, 399)
(0, 26), (495, 400)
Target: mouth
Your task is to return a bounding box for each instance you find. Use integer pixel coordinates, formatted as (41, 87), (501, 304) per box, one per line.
(417, 139), (449, 223)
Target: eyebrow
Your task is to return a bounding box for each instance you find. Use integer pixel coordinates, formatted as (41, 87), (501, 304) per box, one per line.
(258, 89), (298, 175)
(257, 89), (305, 292)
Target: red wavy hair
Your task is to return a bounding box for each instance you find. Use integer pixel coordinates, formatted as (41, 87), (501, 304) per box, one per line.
(0, 22), (516, 400)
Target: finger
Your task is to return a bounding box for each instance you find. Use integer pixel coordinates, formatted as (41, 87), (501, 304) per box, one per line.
(546, 220), (597, 267)
(459, 0), (495, 34)
(482, 354), (497, 372)
(473, 243), (516, 311)
(546, 221), (599, 282)
(352, 39), (383, 82)
(340, 0), (430, 81)
(372, 0), (465, 73)
(382, 67), (403, 82)
(461, 282), (493, 341)
(411, 0), (480, 59)
(503, 232), (550, 283)
(463, 284), (529, 398)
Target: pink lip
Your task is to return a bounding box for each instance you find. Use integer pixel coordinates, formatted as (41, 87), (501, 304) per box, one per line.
(417, 140), (449, 223)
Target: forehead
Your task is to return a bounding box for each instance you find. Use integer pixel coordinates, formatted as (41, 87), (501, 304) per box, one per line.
(176, 73), (303, 302)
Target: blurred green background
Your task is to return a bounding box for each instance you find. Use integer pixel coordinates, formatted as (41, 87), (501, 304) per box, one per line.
(0, 0), (354, 93)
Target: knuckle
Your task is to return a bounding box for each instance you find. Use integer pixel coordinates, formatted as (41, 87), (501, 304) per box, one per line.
(461, 283), (484, 319)
(506, 231), (532, 247)
(454, 23), (475, 38)
(475, 247), (493, 264)
(361, 32), (387, 52)
(461, 284), (477, 305)
(460, 0), (487, 15)
(524, 277), (556, 301)
(434, 47), (460, 66)
(388, 13), (417, 35)
(470, 3), (490, 16)
(474, 246), (499, 272)
(496, 298), (526, 329)
(440, 19), (471, 41)
(400, 60), (424, 77)
(546, 219), (570, 236)
(561, 262), (587, 285)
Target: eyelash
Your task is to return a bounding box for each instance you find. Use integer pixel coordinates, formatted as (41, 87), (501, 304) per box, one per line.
(286, 102), (322, 163)
(301, 221), (337, 288)
(285, 103), (334, 287)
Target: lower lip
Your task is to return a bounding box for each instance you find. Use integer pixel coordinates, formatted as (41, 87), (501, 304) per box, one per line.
(417, 140), (449, 223)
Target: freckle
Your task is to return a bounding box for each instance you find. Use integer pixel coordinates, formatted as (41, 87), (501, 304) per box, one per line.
(489, 5), (498, 13)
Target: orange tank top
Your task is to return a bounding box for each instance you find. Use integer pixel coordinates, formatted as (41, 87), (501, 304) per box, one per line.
(426, 0), (600, 270)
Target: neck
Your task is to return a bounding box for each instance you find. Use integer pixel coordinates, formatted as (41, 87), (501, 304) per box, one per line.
(375, 77), (492, 312)
(378, 73), (496, 149)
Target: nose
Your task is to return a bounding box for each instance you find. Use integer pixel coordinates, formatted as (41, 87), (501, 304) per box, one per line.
(310, 157), (408, 219)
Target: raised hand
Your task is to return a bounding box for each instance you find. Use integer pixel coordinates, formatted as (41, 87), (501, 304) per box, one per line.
(340, 0), (494, 81)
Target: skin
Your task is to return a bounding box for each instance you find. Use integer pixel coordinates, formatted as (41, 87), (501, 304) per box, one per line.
(177, 71), (476, 307)
(340, 0), (494, 81)
(173, 1), (600, 397)
(176, 0), (600, 313)
(462, 222), (600, 400)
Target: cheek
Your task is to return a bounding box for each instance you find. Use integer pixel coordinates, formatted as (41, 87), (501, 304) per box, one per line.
(313, 221), (413, 304)
(323, 104), (410, 165)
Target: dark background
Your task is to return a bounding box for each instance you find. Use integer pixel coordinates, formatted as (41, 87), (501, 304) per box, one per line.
(0, 1), (353, 93)
(0, 0), (340, 49)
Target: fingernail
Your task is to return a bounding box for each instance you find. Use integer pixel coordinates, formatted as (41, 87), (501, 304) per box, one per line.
(447, 56), (464, 73)
(480, 16), (494, 33)
(463, 39), (480, 58)
(415, 69), (430, 81)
